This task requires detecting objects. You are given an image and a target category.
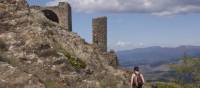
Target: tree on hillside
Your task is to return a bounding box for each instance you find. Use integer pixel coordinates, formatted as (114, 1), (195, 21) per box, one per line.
(170, 56), (200, 88)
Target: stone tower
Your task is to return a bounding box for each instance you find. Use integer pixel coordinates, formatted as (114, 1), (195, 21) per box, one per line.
(57, 2), (72, 31)
(92, 16), (107, 52)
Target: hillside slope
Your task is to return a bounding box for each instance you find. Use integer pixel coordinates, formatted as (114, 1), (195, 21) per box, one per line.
(0, 1), (129, 88)
(117, 46), (200, 67)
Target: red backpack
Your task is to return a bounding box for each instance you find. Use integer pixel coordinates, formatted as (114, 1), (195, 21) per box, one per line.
(133, 72), (144, 86)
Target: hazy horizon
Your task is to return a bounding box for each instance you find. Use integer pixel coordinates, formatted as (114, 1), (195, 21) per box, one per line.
(115, 45), (200, 51)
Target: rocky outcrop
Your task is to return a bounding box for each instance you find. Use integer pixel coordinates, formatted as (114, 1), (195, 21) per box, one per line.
(0, 0), (28, 9)
(0, 1), (129, 88)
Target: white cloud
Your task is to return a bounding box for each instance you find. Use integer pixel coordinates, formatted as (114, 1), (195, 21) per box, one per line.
(138, 42), (144, 46)
(46, 0), (200, 16)
(108, 41), (133, 50)
(108, 41), (147, 50)
(116, 41), (131, 47)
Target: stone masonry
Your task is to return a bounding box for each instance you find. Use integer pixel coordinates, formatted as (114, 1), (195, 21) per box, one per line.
(92, 16), (107, 52)
(31, 2), (72, 31)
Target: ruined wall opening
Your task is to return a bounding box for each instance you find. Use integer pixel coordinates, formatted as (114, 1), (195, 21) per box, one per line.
(42, 10), (59, 23)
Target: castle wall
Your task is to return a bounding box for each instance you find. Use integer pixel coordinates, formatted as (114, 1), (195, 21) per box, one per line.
(102, 50), (119, 68)
(31, 2), (72, 31)
(92, 16), (107, 52)
(45, 2), (72, 31)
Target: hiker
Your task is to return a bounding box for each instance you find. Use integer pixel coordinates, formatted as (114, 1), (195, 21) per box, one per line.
(131, 66), (145, 88)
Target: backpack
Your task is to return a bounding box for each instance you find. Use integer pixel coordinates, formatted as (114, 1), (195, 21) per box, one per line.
(133, 72), (144, 86)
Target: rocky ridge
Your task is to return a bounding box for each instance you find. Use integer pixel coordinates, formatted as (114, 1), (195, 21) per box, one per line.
(0, 0), (129, 88)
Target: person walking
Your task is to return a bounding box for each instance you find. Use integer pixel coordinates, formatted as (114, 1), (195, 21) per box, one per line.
(131, 66), (145, 88)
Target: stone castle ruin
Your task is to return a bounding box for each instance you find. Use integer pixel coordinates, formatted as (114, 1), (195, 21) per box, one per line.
(31, 2), (118, 67)
(31, 2), (72, 31)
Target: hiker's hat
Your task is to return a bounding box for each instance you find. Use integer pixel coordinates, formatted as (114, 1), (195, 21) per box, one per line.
(134, 66), (139, 71)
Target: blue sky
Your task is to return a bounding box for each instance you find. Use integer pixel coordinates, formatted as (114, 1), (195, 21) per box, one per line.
(28, 0), (200, 51)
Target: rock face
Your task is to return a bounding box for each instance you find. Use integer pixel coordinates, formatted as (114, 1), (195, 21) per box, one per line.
(0, 0), (28, 10)
(0, 1), (129, 88)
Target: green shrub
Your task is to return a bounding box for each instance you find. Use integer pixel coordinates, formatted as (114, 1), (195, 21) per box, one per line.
(154, 82), (180, 88)
(99, 79), (107, 88)
(61, 49), (86, 70)
(53, 42), (86, 70)
(44, 80), (58, 88)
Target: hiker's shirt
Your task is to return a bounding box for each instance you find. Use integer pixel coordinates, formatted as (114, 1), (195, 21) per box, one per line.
(131, 72), (145, 88)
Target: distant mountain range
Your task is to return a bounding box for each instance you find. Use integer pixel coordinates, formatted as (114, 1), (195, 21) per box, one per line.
(117, 45), (200, 68)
